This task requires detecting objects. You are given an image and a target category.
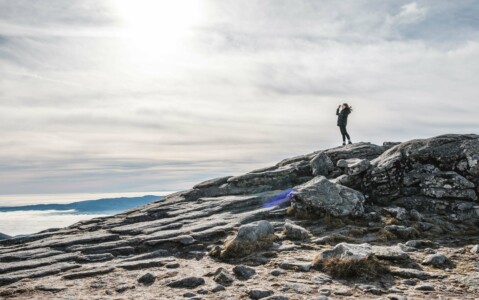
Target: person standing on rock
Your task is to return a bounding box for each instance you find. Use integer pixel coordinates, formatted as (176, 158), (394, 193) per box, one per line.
(336, 103), (353, 146)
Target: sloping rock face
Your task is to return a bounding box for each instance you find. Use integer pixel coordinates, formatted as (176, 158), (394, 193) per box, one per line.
(1, 134), (479, 299)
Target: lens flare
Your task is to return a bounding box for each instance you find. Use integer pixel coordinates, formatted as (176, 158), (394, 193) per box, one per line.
(264, 188), (294, 208)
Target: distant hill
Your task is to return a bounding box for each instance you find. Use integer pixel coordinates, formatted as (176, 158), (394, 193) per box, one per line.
(0, 195), (163, 215)
(0, 232), (11, 240)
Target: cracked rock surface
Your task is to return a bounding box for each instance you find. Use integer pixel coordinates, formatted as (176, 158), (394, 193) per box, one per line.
(1, 134), (479, 299)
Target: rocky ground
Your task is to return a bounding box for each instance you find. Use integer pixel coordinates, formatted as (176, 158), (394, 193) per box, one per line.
(1, 134), (479, 300)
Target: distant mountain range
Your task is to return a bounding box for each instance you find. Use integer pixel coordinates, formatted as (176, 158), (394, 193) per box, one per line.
(0, 232), (11, 240)
(0, 195), (163, 215)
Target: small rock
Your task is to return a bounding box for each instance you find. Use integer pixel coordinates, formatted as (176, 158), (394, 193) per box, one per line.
(214, 268), (234, 285)
(115, 283), (133, 293)
(211, 284), (226, 293)
(415, 285), (435, 291)
(166, 262), (180, 269)
(183, 292), (196, 298)
(248, 289), (273, 299)
(372, 245), (409, 260)
(334, 288), (352, 296)
(310, 152), (334, 176)
(271, 269), (286, 276)
(197, 288), (208, 295)
(138, 272), (156, 286)
(357, 284), (382, 295)
(315, 297), (329, 300)
(233, 265), (256, 279)
(319, 288), (331, 295)
(470, 245), (479, 254)
(284, 221), (310, 240)
(279, 260), (311, 272)
(422, 253), (447, 267)
(167, 277), (205, 288)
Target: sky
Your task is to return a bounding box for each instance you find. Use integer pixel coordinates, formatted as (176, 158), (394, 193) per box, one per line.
(1, 0), (479, 198)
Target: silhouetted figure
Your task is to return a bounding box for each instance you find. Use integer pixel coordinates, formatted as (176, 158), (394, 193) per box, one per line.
(336, 103), (352, 146)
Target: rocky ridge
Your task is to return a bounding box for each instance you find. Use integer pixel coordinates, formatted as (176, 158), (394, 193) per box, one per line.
(1, 134), (479, 299)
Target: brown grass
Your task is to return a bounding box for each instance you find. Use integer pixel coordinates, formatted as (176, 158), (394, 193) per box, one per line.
(376, 228), (397, 241)
(313, 256), (389, 279)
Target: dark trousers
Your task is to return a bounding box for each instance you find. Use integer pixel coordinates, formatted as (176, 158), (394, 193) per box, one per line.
(339, 125), (350, 142)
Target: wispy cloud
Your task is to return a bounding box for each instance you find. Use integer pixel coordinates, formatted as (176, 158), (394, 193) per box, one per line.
(1, 0), (478, 197)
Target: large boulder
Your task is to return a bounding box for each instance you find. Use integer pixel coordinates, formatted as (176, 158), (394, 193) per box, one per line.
(220, 221), (275, 259)
(291, 176), (365, 217)
(363, 134), (479, 204)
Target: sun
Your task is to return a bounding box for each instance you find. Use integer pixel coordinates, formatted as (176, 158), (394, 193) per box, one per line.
(113, 0), (204, 60)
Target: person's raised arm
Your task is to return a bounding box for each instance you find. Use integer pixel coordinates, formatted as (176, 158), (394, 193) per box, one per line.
(336, 105), (341, 115)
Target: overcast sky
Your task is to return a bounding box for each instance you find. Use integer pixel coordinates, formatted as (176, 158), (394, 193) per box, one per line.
(1, 0), (478, 197)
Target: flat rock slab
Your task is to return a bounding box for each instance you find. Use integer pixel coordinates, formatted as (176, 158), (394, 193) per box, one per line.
(116, 258), (175, 270)
(167, 276), (205, 288)
(62, 267), (115, 280)
(0, 252), (80, 274)
(371, 245), (409, 260)
(0, 262), (80, 286)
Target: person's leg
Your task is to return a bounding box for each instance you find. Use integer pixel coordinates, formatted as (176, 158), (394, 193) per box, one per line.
(344, 126), (352, 143)
(339, 126), (346, 144)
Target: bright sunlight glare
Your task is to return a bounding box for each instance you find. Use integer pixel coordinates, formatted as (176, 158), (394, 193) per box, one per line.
(112, 0), (204, 63)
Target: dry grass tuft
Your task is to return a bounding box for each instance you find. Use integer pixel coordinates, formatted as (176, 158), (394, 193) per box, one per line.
(313, 256), (389, 279)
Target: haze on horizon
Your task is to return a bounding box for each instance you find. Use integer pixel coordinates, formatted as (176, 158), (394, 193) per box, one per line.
(1, 0), (478, 197)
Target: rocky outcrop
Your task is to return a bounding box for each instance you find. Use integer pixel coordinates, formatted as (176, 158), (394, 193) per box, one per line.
(0, 134), (478, 299)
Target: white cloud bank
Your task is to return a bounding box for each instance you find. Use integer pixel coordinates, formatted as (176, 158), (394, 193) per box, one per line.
(0, 0), (478, 197)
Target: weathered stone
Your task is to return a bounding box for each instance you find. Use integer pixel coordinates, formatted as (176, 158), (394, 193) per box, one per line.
(291, 176), (365, 217)
(167, 276), (205, 288)
(232, 265), (256, 279)
(470, 244), (479, 254)
(422, 253), (447, 267)
(271, 269), (286, 276)
(371, 245), (409, 260)
(211, 284), (226, 293)
(310, 152), (334, 176)
(214, 268), (234, 285)
(337, 158), (370, 175)
(317, 243), (371, 261)
(138, 273), (156, 285)
(220, 220), (275, 259)
(248, 289), (273, 299)
(283, 221), (310, 241)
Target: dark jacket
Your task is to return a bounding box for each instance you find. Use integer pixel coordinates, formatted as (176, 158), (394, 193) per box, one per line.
(336, 107), (351, 126)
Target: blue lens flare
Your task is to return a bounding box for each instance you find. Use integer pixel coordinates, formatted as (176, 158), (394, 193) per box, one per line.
(263, 188), (294, 208)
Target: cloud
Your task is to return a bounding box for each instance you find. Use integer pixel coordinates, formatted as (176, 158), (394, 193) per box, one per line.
(0, 0), (478, 197)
